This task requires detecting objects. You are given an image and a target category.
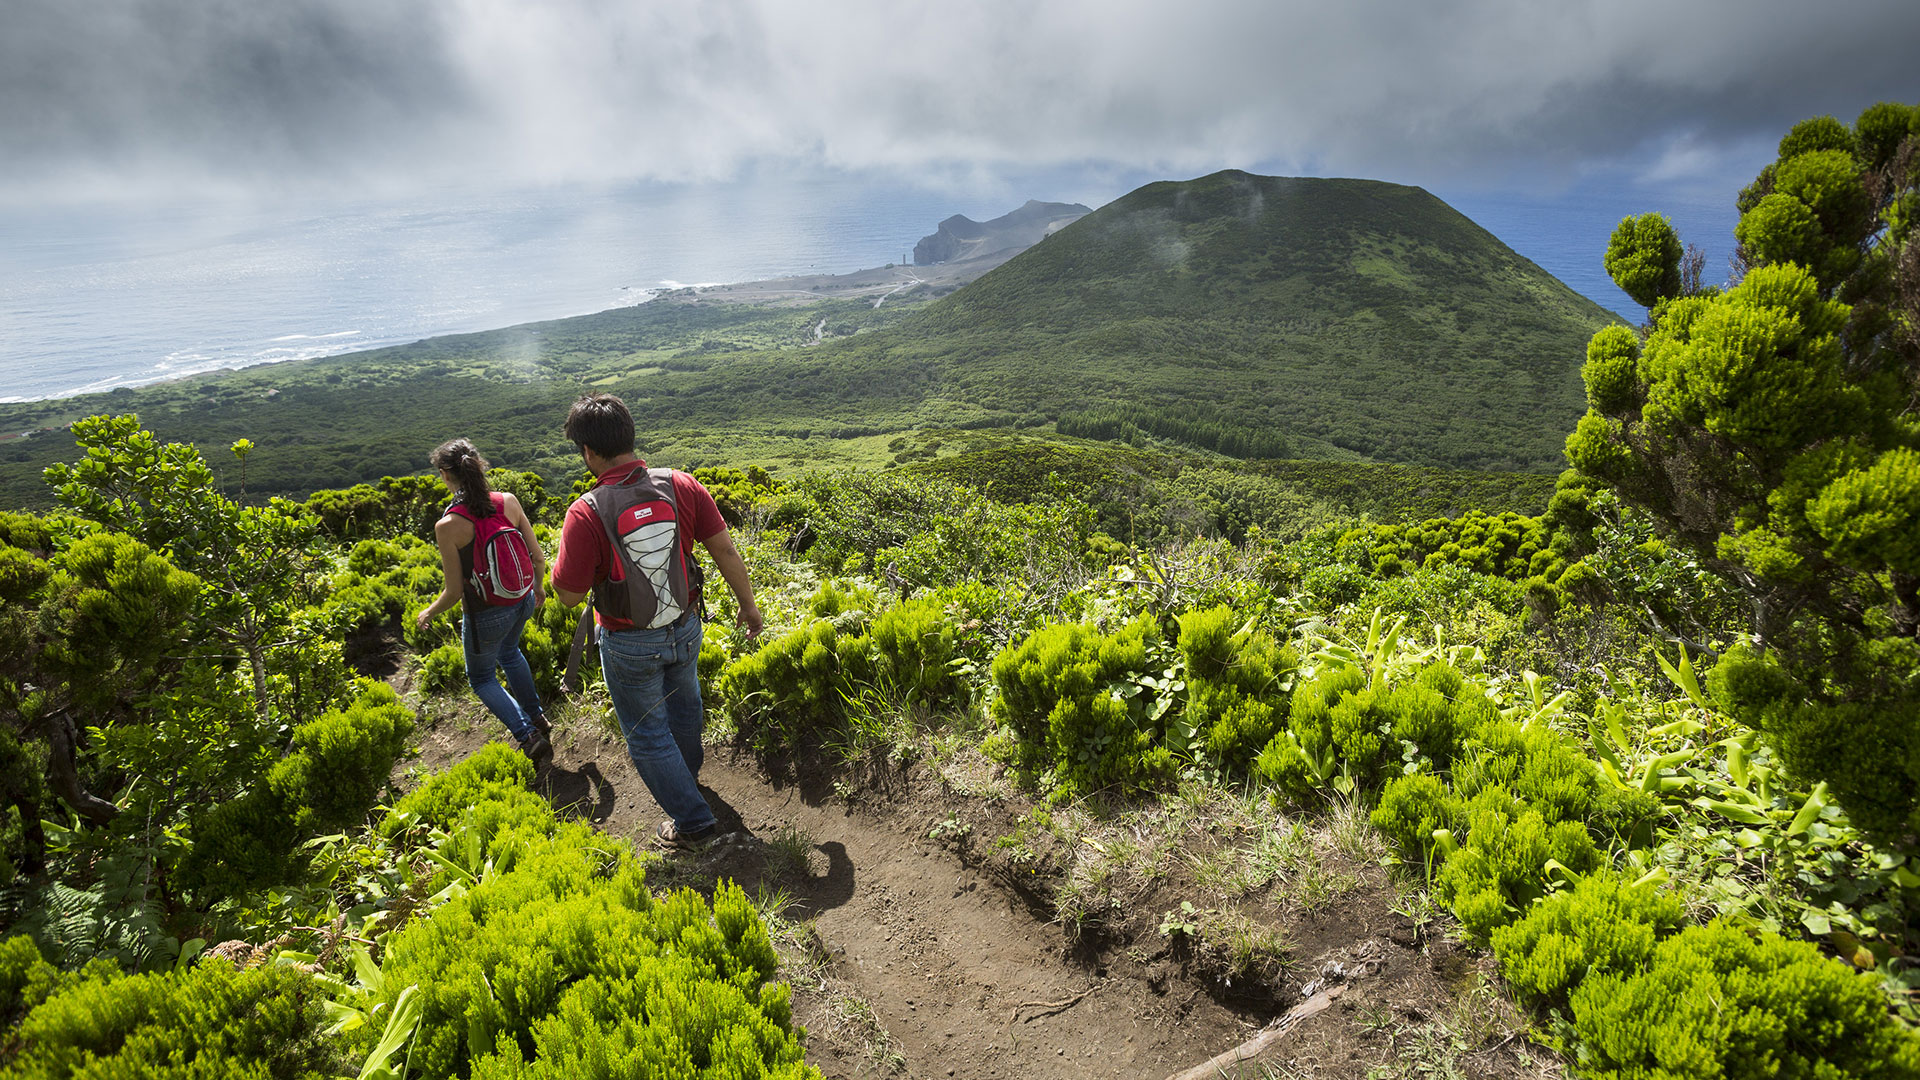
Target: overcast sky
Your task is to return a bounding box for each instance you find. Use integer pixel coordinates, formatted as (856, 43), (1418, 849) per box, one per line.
(2, 0), (1916, 207)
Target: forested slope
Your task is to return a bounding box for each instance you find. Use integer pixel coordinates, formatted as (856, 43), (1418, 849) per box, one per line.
(883, 170), (1617, 469)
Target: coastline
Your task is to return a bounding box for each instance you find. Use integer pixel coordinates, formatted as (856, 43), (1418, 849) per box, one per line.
(2, 247), (1020, 405)
(3, 290), (667, 405)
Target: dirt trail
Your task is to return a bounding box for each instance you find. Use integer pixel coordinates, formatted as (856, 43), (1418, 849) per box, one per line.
(477, 721), (1252, 1079)
(406, 702), (1554, 1080)
(687, 753), (1258, 1079)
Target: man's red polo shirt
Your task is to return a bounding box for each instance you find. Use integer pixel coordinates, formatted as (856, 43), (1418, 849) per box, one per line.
(551, 459), (726, 630)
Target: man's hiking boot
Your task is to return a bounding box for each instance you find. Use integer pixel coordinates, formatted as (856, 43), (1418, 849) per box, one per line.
(530, 711), (552, 737)
(654, 820), (722, 851)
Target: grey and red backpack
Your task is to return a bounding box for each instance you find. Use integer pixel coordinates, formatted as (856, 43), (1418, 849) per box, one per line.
(580, 468), (703, 629)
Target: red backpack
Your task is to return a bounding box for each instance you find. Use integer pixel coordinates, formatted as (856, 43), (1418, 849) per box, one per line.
(448, 494), (537, 606)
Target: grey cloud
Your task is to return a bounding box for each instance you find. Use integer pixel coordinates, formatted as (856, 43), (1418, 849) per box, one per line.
(2, 0), (473, 189)
(2, 0), (1915, 201)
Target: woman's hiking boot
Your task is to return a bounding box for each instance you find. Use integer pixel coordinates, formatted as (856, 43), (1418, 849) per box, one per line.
(519, 730), (553, 767)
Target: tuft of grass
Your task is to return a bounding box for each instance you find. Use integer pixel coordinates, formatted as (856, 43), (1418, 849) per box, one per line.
(1361, 972), (1542, 1080)
(1327, 793), (1388, 865)
(1286, 846), (1362, 912)
(1234, 820), (1313, 894)
(1213, 911), (1291, 987)
(829, 679), (921, 771)
(824, 993), (907, 1073)
(763, 824), (816, 880)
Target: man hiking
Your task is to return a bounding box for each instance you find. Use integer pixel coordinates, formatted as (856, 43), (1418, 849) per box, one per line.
(549, 393), (764, 849)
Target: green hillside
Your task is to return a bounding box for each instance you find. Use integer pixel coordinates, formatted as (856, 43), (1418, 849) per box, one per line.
(0, 170), (1614, 508)
(880, 170), (1618, 468)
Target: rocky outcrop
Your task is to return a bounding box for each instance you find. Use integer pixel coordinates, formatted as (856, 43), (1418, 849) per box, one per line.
(913, 199), (1091, 266)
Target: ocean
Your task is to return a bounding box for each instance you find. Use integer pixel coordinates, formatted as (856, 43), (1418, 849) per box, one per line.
(0, 174), (1740, 403)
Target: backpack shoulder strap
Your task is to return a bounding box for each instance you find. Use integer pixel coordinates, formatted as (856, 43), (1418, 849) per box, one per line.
(649, 468), (682, 518)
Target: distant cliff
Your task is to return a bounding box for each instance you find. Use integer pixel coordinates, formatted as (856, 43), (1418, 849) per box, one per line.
(913, 199), (1092, 266)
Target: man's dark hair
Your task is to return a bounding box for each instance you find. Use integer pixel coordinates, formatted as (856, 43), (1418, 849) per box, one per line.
(565, 393), (636, 459)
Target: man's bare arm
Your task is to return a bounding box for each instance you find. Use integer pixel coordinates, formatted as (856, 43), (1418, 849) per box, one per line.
(702, 529), (763, 638)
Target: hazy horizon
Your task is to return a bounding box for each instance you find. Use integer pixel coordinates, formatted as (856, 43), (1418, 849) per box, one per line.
(2, 0), (1907, 398)
(0, 163), (1746, 402)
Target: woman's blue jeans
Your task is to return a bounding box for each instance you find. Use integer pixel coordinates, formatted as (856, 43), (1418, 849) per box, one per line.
(598, 615), (715, 833)
(461, 593), (541, 742)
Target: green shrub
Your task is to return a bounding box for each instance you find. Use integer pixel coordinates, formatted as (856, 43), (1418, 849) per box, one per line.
(304, 476), (447, 541)
(517, 620), (563, 698)
(698, 630), (730, 697)
(0, 510), (53, 554)
(1173, 606), (1297, 773)
(319, 578), (409, 633)
(267, 682), (412, 832)
(864, 595), (965, 707)
(1186, 681), (1280, 771)
(1454, 719), (1602, 827)
(1569, 922), (1920, 1079)
(1176, 605), (1296, 701)
(1370, 772), (1458, 853)
(345, 537), (413, 576)
(0, 935), (59, 1021)
(3, 957), (342, 1079)
(1381, 682), (1457, 765)
(418, 641), (467, 694)
(179, 683), (415, 896)
(723, 619), (860, 738)
(0, 545), (47, 604)
(1453, 718), (1657, 844)
(1490, 871), (1684, 1007)
(366, 760), (812, 1080)
(807, 579), (876, 620)
(1255, 665), (1366, 797)
(990, 616), (1166, 798)
(385, 742), (533, 835)
(178, 793), (302, 899)
(1710, 641), (1920, 841)
(1434, 785), (1600, 942)
(1335, 509), (1581, 603)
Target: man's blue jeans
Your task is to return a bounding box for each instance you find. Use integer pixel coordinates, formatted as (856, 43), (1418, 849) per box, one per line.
(599, 615), (715, 833)
(461, 593), (541, 742)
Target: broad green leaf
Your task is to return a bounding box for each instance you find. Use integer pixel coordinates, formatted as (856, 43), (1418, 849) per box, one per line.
(357, 984), (422, 1080)
(1692, 797), (1769, 825)
(1787, 782), (1830, 837)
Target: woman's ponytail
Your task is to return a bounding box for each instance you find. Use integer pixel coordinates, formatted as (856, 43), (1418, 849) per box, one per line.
(430, 438), (494, 517)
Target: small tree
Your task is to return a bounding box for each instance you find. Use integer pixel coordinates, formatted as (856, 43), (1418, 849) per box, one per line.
(43, 416), (327, 724)
(1566, 102), (1920, 841)
(0, 523), (202, 873)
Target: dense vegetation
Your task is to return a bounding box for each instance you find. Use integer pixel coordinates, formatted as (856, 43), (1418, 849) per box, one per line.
(0, 425), (817, 1078)
(3, 387), (1918, 1074)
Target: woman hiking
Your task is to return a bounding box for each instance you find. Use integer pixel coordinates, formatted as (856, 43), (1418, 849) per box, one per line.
(414, 438), (553, 765)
